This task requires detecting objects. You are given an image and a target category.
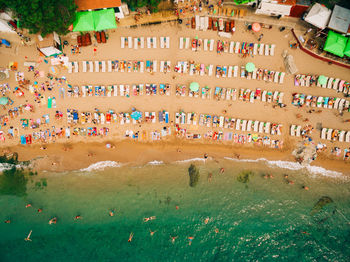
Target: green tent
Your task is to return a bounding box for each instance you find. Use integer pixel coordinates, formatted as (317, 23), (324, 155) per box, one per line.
(234, 0), (255, 4)
(323, 30), (347, 58)
(344, 38), (350, 57)
(93, 9), (117, 31)
(73, 11), (94, 32)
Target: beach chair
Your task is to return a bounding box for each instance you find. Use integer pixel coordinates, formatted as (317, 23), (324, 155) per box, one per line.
(187, 113), (192, 125)
(151, 112), (156, 123)
(338, 80), (345, 92)
(326, 129), (333, 140)
(253, 121), (259, 132)
(345, 131), (350, 142)
(88, 61), (93, 73)
(333, 78), (340, 90)
(229, 42), (234, 53)
(107, 60), (112, 72)
(153, 60), (157, 72)
(74, 61), (79, 73)
(140, 61), (144, 73)
(208, 65), (213, 76)
(279, 72), (285, 84)
(179, 37), (184, 49)
(262, 91), (267, 102)
(134, 38), (138, 49)
(232, 66), (238, 78)
(339, 99), (345, 111)
(200, 17), (205, 30)
(209, 39), (214, 51)
(68, 62), (73, 73)
(273, 71), (279, 83)
(153, 37), (157, 48)
(334, 98), (340, 109)
(327, 78), (333, 89)
(305, 75), (311, 87)
(247, 120), (252, 131)
(264, 122), (271, 134)
(241, 120), (247, 131)
(113, 85), (118, 96)
(290, 125), (296, 136)
(82, 61), (87, 73)
(121, 37), (125, 48)
(234, 42), (240, 54)
(253, 43), (258, 56)
(95, 61), (99, 73)
(252, 69), (257, 80)
(128, 37), (132, 48)
(259, 44), (264, 55)
(339, 130), (345, 142)
(316, 97), (323, 107)
(321, 77), (328, 88)
(296, 126), (301, 137)
(160, 36), (165, 48)
(265, 44), (269, 56)
(258, 122), (264, 133)
(195, 15), (200, 30)
(166, 37), (170, 48)
(228, 66), (233, 78)
(270, 44), (275, 56)
(235, 119), (241, 130)
(101, 61), (106, 72)
(140, 37), (144, 48)
(147, 37), (151, 48)
(185, 37), (190, 49)
(160, 61), (164, 73)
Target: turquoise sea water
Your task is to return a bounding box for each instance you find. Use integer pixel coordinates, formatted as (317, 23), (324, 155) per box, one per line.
(0, 159), (349, 261)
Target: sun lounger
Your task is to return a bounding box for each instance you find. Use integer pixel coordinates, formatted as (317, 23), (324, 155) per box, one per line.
(345, 131), (350, 142)
(235, 119), (241, 130)
(140, 61), (144, 73)
(333, 78), (340, 90)
(321, 77), (328, 88)
(234, 42), (240, 53)
(339, 130), (345, 142)
(320, 128), (326, 139)
(175, 113), (180, 124)
(166, 37), (170, 48)
(316, 96), (323, 107)
(233, 66), (238, 78)
(200, 16), (205, 30)
(296, 125), (301, 137)
(203, 39), (208, 51)
(247, 120), (252, 131)
(338, 99), (345, 111)
(278, 93), (284, 104)
(195, 15), (200, 30)
(264, 122), (270, 134)
(259, 44), (264, 55)
(179, 37), (184, 49)
(82, 61), (87, 73)
(209, 39), (214, 51)
(153, 37), (157, 48)
(241, 120), (247, 131)
(151, 112), (156, 123)
(119, 85), (124, 96)
(160, 61), (164, 73)
(208, 65), (213, 76)
(147, 37), (151, 48)
(326, 129), (333, 140)
(228, 66), (233, 78)
(252, 69), (257, 80)
(264, 44), (269, 56)
(87, 61), (92, 73)
(253, 43), (258, 55)
(338, 80), (345, 92)
(262, 90), (267, 102)
(74, 61), (79, 73)
(273, 71), (279, 83)
(204, 16), (209, 31)
(165, 112), (169, 123)
(93, 61), (99, 73)
(270, 44), (275, 56)
(185, 37), (190, 49)
(258, 122), (264, 133)
(327, 77), (333, 89)
(229, 41), (234, 53)
(133, 38), (138, 49)
(101, 61), (106, 72)
(68, 62), (73, 73)
(160, 36), (165, 48)
(279, 72), (285, 84)
(290, 125), (296, 136)
(181, 112), (186, 124)
(121, 37), (125, 48)
(153, 60), (157, 72)
(128, 37), (132, 48)
(253, 121), (259, 132)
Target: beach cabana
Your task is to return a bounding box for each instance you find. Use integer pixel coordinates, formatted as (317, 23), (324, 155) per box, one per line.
(323, 30), (347, 57)
(73, 11), (94, 32)
(93, 9), (117, 31)
(304, 3), (331, 29)
(36, 32), (62, 57)
(344, 39), (350, 57)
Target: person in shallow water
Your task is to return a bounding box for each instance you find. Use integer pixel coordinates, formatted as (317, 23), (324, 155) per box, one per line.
(25, 204), (32, 208)
(37, 208), (43, 213)
(144, 216), (156, 222)
(49, 217), (57, 224)
(204, 217), (210, 224)
(74, 215), (82, 220)
(150, 229), (157, 236)
(128, 232), (134, 242)
(24, 230), (32, 241)
(188, 236), (194, 245)
(170, 236), (178, 243)
(4, 219), (11, 223)
(109, 210), (115, 216)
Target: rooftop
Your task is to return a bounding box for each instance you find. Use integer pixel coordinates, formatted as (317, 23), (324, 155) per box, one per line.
(328, 5), (350, 34)
(75, 0), (121, 11)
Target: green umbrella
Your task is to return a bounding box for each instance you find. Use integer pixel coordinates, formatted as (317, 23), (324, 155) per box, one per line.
(318, 75), (327, 85)
(190, 82), (199, 92)
(0, 97), (8, 105)
(323, 30), (347, 58)
(245, 62), (255, 73)
(73, 11), (94, 32)
(93, 9), (117, 31)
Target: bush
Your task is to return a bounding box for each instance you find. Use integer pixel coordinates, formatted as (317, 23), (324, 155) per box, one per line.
(188, 164), (200, 187)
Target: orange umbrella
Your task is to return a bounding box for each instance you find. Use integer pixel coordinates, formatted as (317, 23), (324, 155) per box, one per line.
(252, 23), (261, 32)
(68, 24), (73, 31)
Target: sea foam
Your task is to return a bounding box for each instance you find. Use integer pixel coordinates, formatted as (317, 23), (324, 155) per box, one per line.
(0, 163), (16, 172)
(174, 158), (207, 163)
(147, 160), (164, 165)
(224, 157), (344, 179)
(79, 161), (121, 172)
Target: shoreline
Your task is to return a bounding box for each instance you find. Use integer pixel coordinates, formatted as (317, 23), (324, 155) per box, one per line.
(2, 139), (349, 176)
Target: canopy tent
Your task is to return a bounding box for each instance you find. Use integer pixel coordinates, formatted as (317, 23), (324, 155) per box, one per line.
(327, 5), (350, 34)
(234, 0), (255, 4)
(93, 9), (117, 31)
(304, 3), (331, 29)
(323, 30), (347, 57)
(73, 11), (94, 32)
(344, 39), (350, 57)
(73, 9), (116, 32)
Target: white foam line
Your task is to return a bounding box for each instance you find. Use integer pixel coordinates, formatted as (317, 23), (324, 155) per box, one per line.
(174, 158), (207, 163)
(0, 163), (25, 172)
(147, 160), (164, 166)
(224, 157), (344, 179)
(79, 161), (121, 172)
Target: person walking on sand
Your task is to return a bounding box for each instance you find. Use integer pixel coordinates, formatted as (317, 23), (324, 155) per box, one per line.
(258, 34), (264, 42)
(24, 230), (32, 241)
(128, 232), (134, 242)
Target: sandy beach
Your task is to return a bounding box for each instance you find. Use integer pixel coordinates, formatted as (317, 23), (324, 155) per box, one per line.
(0, 20), (349, 174)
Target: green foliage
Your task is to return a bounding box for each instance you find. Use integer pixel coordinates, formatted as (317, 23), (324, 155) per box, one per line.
(0, 0), (77, 36)
(34, 178), (47, 190)
(0, 167), (28, 196)
(188, 164), (200, 187)
(124, 0), (161, 12)
(237, 171), (253, 183)
(311, 196), (334, 215)
(312, 0), (350, 9)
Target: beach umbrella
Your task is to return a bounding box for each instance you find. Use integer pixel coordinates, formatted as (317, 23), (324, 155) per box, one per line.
(73, 11), (94, 32)
(93, 9), (117, 31)
(190, 82), (199, 92)
(318, 75), (327, 85)
(131, 111), (142, 120)
(251, 23), (261, 32)
(245, 62), (255, 72)
(0, 97), (9, 105)
(0, 72), (6, 81)
(323, 30), (347, 58)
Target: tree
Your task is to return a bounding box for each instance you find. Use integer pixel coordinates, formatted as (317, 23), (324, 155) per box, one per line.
(124, 0), (161, 12)
(0, 0), (77, 36)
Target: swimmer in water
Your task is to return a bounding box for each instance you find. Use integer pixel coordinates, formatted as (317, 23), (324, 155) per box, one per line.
(220, 168), (225, 174)
(303, 186), (309, 190)
(4, 219), (11, 224)
(74, 215), (82, 220)
(109, 210), (115, 217)
(170, 236), (178, 244)
(268, 174), (274, 179)
(204, 217), (209, 224)
(150, 229), (157, 236)
(208, 173), (212, 182)
(188, 236), (194, 245)
(175, 206), (179, 210)
(24, 230), (32, 241)
(144, 216), (156, 222)
(25, 204), (32, 208)
(49, 217), (57, 225)
(37, 208), (43, 213)
(215, 228), (219, 233)
(128, 232), (134, 242)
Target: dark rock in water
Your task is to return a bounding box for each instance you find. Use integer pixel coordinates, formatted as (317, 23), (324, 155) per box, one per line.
(0, 167), (28, 196)
(311, 196), (334, 215)
(188, 164), (200, 187)
(237, 171), (253, 183)
(166, 196), (171, 205)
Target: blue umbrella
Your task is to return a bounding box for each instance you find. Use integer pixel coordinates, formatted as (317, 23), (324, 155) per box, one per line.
(131, 111), (142, 120)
